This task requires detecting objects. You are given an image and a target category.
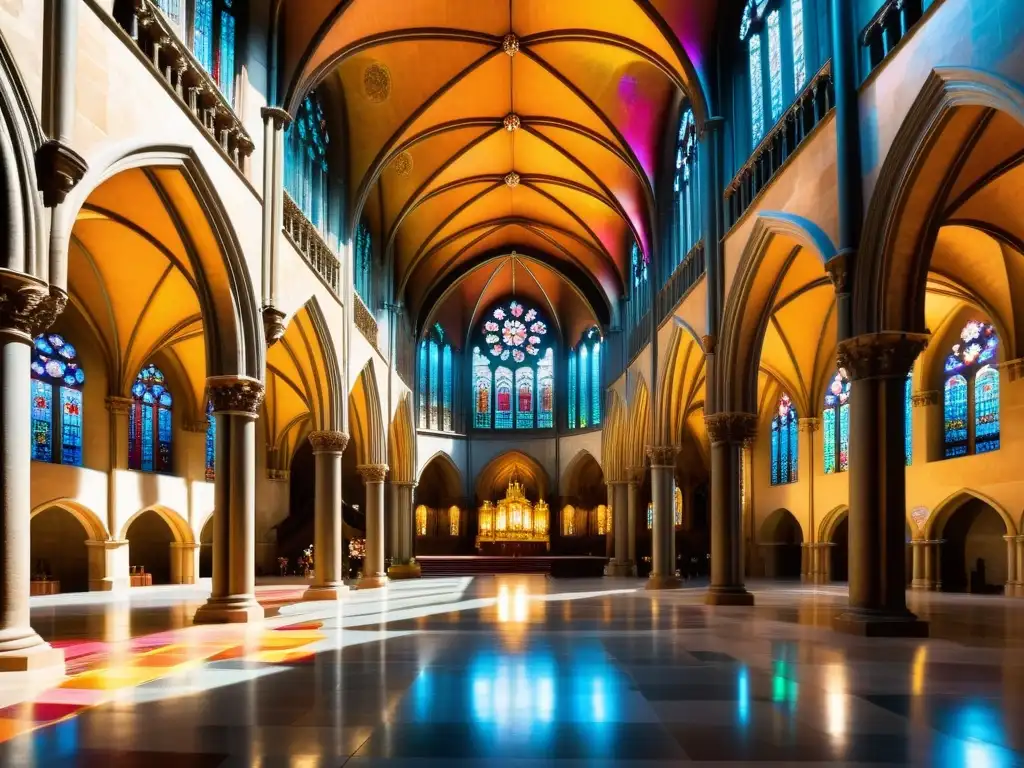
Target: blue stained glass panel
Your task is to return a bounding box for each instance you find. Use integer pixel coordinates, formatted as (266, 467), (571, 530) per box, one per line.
(822, 407), (836, 475)
(60, 387), (83, 466)
(515, 368), (534, 429)
(770, 394), (797, 485)
(428, 340), (439, 429)
(767, 10), (783, 122)
(141, 404), (155, 471)
(192, 0), (214, 72)
(591, 342), (601, 426)
(218, 6), (236, 106)
(905, 373), (912, 466)
(473, 347), (491, 428)
(538, 349), (554, 429)
(31, 380), (52, 463)
(418, 341), (427, 428)
(791, 0), (806, 91)
(568, 352), (577, 429)
(158, 406), (172, 472)
(205, 401), (216, 481)
(442, 344), (453, 432)
(770, 420), (780, 485)
(579, 346), (589, 429)
(944, 375), (968, 457)
(838, 403), (850, 472)
(974, 366), (1000, 454)
(789, 407), (799, 480)
(749, 34), (765, 144)
(495, 367), (513, 429)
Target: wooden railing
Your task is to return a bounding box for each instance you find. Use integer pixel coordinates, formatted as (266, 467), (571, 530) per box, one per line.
(861, 0), (930, 79)
(725, 61), (834, 228)
(657, 240), (706, 322)
(282, 192), (341, 294)
(354, 294), (379, 350)
(121, 0), (254, 173)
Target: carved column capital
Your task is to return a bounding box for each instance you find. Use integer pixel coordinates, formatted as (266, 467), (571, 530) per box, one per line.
(260, 105), (293, 130)
(824, 252), (850, 294)
(837, 332), (929, 381)
(35, 139), (88, 207)
(208, 376), (265, 416)
(704, 412), (758, 445)
(798, 416), (820, 433)
(626, 466), (645, 484)
(357, 463), (389, 484)
(392, 480), (418, 490)
(645, 445), (678, 468)
(701, 334), (716, 354)
(911, 390), (938, 407)
(308, 430), (349, 454)
(0, 272), (67, 340)
(105, 395), (133, 415)
(261, 305), (287, 347)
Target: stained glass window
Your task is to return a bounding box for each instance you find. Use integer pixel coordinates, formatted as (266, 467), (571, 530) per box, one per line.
(943, 321), (1000, 457)
(791, 0), (806, 91)
(766, 10), (783, 122)
(285, 90), (337, 247)
(748, 34), (764, 144)
(354, 220), (372, 302)
(591, 339), (601, 426)
(417, 341), (427, 429)
(674, 108), (700, 264)
(217, 0), (237, 106)
(473, 346), (491, 428)
(192, 0), (213, 72)
(578, 345), (589, 429)
(449, 507), (460, 536)
(823, 368), (850, 474)
(189, 1), (239, 107)
(155, 0), (181, 24)
(428, 340), (439, 429)
(442, 344), (453, 432)
(30, 334), (85, 466)
(905, 373), (912, 467)
(568, 351), (577, 429)
(129, 364), (173, 474)
(647, 503), (653, 530)
(475, 299), (552, 430)
(415, 505), (427, 536)
(674, 487), (683, 527)
(205, 400), (216, 482)
(495, 367), (513, 429)
(770, 393), (797, 485)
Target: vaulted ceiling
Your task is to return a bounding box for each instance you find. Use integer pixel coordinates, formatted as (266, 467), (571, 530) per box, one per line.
(277, 0), (717, 340)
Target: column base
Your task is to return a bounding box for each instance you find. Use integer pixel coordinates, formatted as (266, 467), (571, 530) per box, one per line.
(0, 632), (65, 674)
(302, 584), (349, 601)
(604, 561), (636, 578)
(705, 586), (755, 606)
(193, 596), (264, 624)
(832, 609), (928, 638)
(355, 575), (389, 590)
(645, 573), (682, 590)
(387, 563), (422, 580)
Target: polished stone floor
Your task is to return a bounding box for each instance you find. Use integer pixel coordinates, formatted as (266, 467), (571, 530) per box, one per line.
(0, 577), (1022, 766)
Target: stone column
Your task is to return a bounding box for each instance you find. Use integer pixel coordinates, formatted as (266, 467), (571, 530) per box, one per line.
(910, 540), (927, 589)
(170, 542), (200, 584)
(646, 447), (681, 590)
(1005, 535), (1018, 597)
(259, 106), (292, 346)
(833, 332), (929, 637)
(389, 481), (421, 579)
(303, 431), (349, 601)
(605, 481), (632, 576)
(798, 417), (819, 581)
(356, 464), (389, 589)
(0, 273), (65, 672)
(104, 395), (131, 540)
(1016, 537), (1024, 598)
(627, 475), (639, 567)
(194, 378), (265, 624)
(85, 539), (129, 591)
(704, 413), (756, 605)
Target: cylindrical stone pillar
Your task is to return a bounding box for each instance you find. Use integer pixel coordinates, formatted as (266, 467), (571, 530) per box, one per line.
(704, 414), (756, 604)
(627, 477), (638, 567)
(303, 431), (348, 601)
(357, 464), (389, 589)
(1016, 537), (1024, 597)
(605, 482), (631, 577)
(389, 482), (420, 578)
(194, 378), (265, 624)
(1005, 535), (1017, 597)
(646, 447), (681, 590)
(833, 333), (928, 637)
(911, 541), (926, 589)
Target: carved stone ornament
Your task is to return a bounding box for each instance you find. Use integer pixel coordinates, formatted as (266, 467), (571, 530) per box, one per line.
(798, 416), (820, 433)
(645, 445), (679, 467)
(357, 463), (389, 483)
(999, 358), (1024, 383)
(308, 430), (350, 454)
(837, 332), (929, 381)
(911, 390), (938, 408)
(35, 139), (88, 207)
(105, 395), (133, 415)
(704, 412), (758, 445)
(504, 113), (521, 132)
(0, 272), (67, 339)
(701, 334), (716, 354)
(393, 480), (418, 490)
(261, 305), (287, 347)
(502, 33), (520, 56)
(260, 105), (293, 130)
(208, 377), (266, 415)
(824, 252), (850, 294)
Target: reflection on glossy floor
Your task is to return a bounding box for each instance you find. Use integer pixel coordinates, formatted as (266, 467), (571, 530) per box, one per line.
(1, 578), (1023, 766)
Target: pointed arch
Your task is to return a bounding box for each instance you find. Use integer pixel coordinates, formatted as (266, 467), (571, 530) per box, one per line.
(416, 450), (464, 497)
(655, 322), (706, 447)
(349, 359), (387, 466)
(923, 488), (1016, 541)
(300, 296), (345, 431)
(561, 449), (603, 493)
(602, 390), (628, 482)
(118, 505), (195, 545)
(388, 392), (416, 483)
(30, 499), (108, 542)
(625, 375), (651, 470)
(474, 450), (549, 502)
(818, 504), (849, 544)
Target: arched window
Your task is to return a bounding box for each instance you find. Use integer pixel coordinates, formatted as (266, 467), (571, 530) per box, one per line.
(905, 372), (913, 467)
(191, 0), (240, 106)
(629, 241), (649, 335)
(417, 324), (455, 433)
(674, 486), (683, 527)
(823, 368), (850, 474)
(943, 321), (999, 457)
(354, 220), (373, 304)
(568, 327), (603, 430)
(674, 108), (701, 265)
(205, 400), (216, 481)
(740, 0), (808, 147)
(473, 299), (553, 430)
(129, 364), (173, 473)
(646, 502), (653, 530)
(285, 91), (339, 247)
(770, 392), (798, 485)
(30, 334), (85, 466)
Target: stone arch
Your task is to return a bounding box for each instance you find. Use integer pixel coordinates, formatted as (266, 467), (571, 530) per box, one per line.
(30, 500), (108, 593)
(298, 296), (345, 432)
(30, 499), (108, 542)
(925, 489), (1013, 593)
(923, 488), (1016, 541)
(199, 513), (214, 579)
(601, 390), (627, 482)
(474, 450), (549, 504)
(349, 359), (387, 466)
(716, 213), (837, 415)
(818, 504), (849, 544)
(856, 67), (1024, 337)
(416, 451), (464, 508)
(758, 508), (804, 580)
(625, 375), (651, 470)
(388, 392), (416, 483)
(655, 322), (706, 447)
(121, 505), (195, 586)
(54, 143), (264, 382)
(561, 450), (606, 509)
(119, 505), (195, 544)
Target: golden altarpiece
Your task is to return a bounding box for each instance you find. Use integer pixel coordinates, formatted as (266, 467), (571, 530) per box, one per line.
(476, 478), (550, 554)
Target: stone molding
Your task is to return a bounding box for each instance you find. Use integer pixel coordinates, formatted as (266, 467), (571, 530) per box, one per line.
(798, 416), (820, 433)
(208, 377), (265, 415)
(824, 252), (850, 294)
(645, 445), (678, 467)
(911, 390), (938, 407)
(261, 305), (287, 347)
(35, 139), (88, 207)
(308, 430), (349, 454)
(998, 358), (1024, 382)
(701, 334), (716, 354)
(105, 395), (133, 415)
(0, 273), (67, 339)
(267, 468), (289, 482)
(704, 412), (758, 445)
(837, 332), (929, 381)
(260, 105), (293, 130)
(391, 480), (418, 489)
(357, 463), (389, 483)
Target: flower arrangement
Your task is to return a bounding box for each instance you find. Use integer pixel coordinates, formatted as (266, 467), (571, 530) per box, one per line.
(297, 544), (314, 577)
(348, 538), (366, 559)
(277, 556), (289, 576)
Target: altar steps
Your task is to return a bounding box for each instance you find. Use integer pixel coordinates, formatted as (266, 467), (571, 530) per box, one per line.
(416, 556), (606, 578)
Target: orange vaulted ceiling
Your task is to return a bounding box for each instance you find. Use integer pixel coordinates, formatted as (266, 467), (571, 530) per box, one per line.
(278, 0), (713, 333)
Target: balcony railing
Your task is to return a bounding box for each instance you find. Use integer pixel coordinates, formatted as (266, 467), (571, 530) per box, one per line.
(861, 0), (932, 79)
(121, 0), (254, 174)
(657, 240), (706, 322)
(354, 293), (379, 350)
(725, 60), (834, 228)
(283, 192), (341, 294)
(628, 309), (652, 362)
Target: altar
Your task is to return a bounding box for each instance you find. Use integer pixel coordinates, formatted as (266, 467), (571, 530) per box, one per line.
(476, 478), (550, 554)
